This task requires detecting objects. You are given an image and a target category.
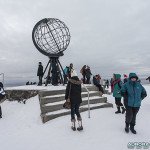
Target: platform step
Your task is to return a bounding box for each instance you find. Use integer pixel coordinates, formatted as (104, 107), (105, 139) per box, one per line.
(40, 97), (107, 114)
(40, 91), (102, 105)
(41, 103), (113, 123)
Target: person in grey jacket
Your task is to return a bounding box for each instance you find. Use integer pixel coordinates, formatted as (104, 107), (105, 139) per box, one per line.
(86, 66), (92, 84)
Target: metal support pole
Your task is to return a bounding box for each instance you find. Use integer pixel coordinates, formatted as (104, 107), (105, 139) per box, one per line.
(43, 60), (50, 76)
(88, 92), (90, 118)
(57, 59), (66, 85)
(56, 59), (64, 85)
(45, 59), (52, 86)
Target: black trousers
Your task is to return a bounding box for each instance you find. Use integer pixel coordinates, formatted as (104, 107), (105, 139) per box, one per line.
(125, 105), (140, 126)
(83, 75), (86, 84)
(71, 104), (81, 119)
(95, 84), (104, 93)
(115, 97), (123, 107)
(52, 73), (58, 85)
(86, 78), (90, 84)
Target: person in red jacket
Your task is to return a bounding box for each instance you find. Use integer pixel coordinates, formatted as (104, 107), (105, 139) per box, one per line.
(97, 74), (101, 84)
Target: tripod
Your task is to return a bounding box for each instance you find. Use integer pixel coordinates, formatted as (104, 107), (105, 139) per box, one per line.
(43, 57), (65, 86)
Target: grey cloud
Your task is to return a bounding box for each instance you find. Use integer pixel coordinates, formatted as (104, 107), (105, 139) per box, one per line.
(0, 0), (150, 83)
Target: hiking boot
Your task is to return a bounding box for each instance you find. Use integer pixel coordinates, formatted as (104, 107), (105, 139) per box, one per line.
(121, 107), (126, 114)
(130, 125), (136, 134)
(115, 106), (121, 114)
(125, 123), (129, 133)
(77, 126), (83, 131)
(115, 110), (121, 114)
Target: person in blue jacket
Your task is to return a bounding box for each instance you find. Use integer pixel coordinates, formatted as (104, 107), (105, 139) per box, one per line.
(121, 73), (147, 134)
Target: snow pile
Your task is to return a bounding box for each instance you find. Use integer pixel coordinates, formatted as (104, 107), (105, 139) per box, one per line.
(0, 85), (150, 150)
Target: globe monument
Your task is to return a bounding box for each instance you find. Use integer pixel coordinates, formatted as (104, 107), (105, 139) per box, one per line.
(32, 18), (71, 85)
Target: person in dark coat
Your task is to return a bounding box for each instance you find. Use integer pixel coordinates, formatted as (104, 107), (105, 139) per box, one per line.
(93, 75), (104, 93)
(0, 82), (5, 118)
(121, 73), (147, 134)
(106, 80), (109, 88)
(81, 65), (86, 84)
(86, 66), (92, 84)
(37, 62), (43, 86)
(52, 63), (59, 86)
(65, 69), (83, 130)
(123, 74), (128, 83)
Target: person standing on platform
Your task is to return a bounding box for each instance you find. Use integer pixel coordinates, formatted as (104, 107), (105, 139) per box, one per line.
(37, 62), (43, 86)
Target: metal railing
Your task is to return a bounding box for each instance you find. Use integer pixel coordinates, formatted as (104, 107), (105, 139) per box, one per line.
(0, 73), (4, 86)
(82, 83), (90, 118)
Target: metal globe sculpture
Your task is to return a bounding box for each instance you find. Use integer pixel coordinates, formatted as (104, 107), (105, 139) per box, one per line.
(32, 18), (71, 85)
(32, 18), (71, 57)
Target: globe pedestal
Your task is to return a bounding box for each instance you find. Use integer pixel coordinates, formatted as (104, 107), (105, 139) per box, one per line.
(44, 57), (65, 86)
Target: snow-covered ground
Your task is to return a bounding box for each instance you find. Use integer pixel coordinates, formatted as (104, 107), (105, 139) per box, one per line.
(0, 85), (150, 150)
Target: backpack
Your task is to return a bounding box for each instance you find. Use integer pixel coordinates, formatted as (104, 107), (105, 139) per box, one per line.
(0, 86), (5, 101)
(80, 68), (83, 74)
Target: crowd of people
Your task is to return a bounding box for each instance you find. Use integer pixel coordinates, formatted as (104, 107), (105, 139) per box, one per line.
(1, 61), (147, 134)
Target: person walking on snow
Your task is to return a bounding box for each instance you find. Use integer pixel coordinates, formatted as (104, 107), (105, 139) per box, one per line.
(65, 70), (83, 131)
(121, 73), (147, 134)
(112, 74), (126, 114)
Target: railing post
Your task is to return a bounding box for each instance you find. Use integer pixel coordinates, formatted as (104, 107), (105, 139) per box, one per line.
(82, 84), (90, 118)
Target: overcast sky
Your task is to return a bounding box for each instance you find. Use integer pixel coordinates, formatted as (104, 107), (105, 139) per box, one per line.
(0, 0), (150, 84)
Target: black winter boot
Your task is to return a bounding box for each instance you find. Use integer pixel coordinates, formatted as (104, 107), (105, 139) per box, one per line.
(115, 107), (121, 114)
(130, 124), (136, 134)
(125, 123), (129, 133)
(121, 107), (126, 114)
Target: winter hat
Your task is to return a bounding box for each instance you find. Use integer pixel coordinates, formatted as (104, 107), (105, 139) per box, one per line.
(124, 74), (128, 78)
(71, 69), (78, 77)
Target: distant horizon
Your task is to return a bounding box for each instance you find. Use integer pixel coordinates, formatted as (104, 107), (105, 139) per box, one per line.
(2, 74), (149, 87)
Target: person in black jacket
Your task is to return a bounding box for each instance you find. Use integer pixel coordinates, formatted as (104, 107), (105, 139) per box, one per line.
(0, 82), (5, 118)
(82, 65), (86, 84)
(86, 65), (92, 84)
(37, 62), (43, 86)
(52, 63), (59, 86)
(65, 69), (83, 131)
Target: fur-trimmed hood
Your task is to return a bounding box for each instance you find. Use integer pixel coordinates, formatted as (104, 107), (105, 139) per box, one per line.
(69, 79), (82, 85)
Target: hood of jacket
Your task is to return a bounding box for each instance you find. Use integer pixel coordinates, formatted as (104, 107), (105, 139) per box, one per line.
(115, 74), (121, 80)
(129, 73), (138, 80)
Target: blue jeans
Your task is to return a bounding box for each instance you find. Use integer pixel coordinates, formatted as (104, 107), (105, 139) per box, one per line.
(39, 76), (42, 84)
(71, 104), (81, 119)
